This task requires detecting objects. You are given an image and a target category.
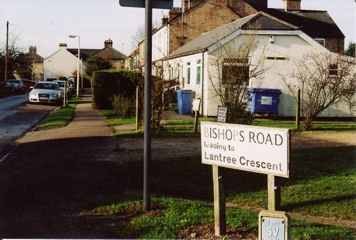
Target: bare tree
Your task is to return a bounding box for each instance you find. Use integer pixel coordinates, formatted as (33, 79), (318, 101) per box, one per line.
(130, 21), (161, 50)
(282, 52), (356, 130)
(209, 33), (266, 124)
(0, 37), (30, 82)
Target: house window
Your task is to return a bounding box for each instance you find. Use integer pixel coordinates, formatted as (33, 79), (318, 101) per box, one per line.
(186, 62), (191, 85)
(222, 58), (249, 85)
(329, 63), (338, 76)
(196, 59), (201, 85)
(314, 38), (325, 47)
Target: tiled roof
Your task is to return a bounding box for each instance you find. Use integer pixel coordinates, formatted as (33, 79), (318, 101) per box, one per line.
(95, 46), (126, 60)
(169, 12), (298, 58)
(67, 48), (101, 60)
(169, 14), (258, 58)
(24, 52), (44, 63)
(264, 9), (345, 38)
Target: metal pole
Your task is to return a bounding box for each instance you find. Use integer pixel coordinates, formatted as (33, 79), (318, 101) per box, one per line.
(76, 37), (80, 97)
(143, 0), (152, 212)
(4, 21), (9, 84)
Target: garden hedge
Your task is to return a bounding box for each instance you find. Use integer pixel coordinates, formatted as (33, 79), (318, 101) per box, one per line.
(92, 69), (141, 109)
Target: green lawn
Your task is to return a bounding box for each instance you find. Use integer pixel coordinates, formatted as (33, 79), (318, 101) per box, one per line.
(112, 146), (355, 219)
(113, 118), (356, 137)
(92, 195), (355, 239)
(36, 97), (81, 130)
(166, 119), (356, 131)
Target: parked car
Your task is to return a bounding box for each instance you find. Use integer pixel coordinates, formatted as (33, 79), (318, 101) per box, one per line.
(29, 81), (62, 105)
(45, 77), (57, 82)
(54, 80), (71, 97)
(5, 79), (26, 94)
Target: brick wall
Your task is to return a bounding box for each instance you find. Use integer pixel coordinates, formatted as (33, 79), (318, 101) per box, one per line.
(325, 38), (345, 54)
(168, 0), (258, 54)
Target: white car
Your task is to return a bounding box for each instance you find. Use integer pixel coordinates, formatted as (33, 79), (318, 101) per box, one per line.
(29, 81), (62, 105)
(54, 80), (73, 97)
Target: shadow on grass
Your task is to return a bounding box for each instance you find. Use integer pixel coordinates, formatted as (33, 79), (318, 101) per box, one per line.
(282, 195), (355, 211)
(117, 146), (356, 215)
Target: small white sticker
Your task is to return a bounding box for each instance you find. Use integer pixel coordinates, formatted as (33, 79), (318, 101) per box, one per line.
(261, 96), (272, 105)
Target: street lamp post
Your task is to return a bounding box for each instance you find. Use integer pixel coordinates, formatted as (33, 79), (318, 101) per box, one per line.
(68, 34), (80, 97)
(47, 60), (53, 78)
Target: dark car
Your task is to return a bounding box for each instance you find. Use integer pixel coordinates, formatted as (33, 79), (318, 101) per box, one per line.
(5, 79), (26, 94)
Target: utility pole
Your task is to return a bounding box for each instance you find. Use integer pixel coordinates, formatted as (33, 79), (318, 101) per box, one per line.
(5, 21), (9, 84)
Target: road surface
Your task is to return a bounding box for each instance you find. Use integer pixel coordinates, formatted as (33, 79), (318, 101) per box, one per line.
(0, 94), (56, 158)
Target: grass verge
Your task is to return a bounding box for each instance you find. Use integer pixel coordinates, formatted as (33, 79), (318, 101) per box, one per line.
(113, 118), (356, 137)
(35, 97), (81, 130)
(92, 195), (355, 239)
(114, 146), (355, 221)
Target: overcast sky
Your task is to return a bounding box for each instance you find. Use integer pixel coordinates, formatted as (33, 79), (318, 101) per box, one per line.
(0, 0), (355, 58)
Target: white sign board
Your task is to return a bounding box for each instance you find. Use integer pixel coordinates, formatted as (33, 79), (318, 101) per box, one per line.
(201, 122), (290, 178)
(217, 106), (228, 123)
(192, 99), (201, 112)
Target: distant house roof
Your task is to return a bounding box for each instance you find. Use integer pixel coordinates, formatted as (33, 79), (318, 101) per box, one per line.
(168, 12), (298, 59)
(264, 9), (345, 39)
(95, 46), (126, 60)
(24, 52), (44, 64)
(67, 48), (101, 60)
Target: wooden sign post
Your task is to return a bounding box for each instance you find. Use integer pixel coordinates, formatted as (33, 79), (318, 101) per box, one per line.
(213, 165), (226, 236)
(192, 98), (201, 134)
(201, 122), (290, 237)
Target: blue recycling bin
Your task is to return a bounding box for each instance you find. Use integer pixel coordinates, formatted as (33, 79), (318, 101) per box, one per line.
(247, 88), (282, 115)
(177, 90), (192, 115)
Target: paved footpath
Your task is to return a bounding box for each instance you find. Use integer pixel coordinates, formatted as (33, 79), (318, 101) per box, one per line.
(0, 90), (124, 238)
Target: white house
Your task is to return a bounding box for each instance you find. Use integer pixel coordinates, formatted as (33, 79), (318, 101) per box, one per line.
(163, 12), (356, 118)
(44, 43), (83, 80)
(44, 40), (126, 80)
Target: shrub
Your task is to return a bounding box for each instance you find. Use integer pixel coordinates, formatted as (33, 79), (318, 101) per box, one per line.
(110, 94), (131, 118)
(92, 69), (141, 109)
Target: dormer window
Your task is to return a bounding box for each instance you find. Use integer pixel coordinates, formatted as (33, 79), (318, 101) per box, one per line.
(314, 38), (325, 47)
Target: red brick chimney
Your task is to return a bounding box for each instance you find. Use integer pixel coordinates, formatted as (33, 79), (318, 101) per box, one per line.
(283, 0), (301, 11)
(169, 7), (182, 21)
(162, 15), (169, 25)
(29, 46), (37, 54)
(104, 39), (113, 48)
(59, 43), (67, 49)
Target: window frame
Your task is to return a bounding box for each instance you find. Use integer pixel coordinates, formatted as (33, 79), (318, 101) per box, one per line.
(196, 59), (202, 85)
(221, 57), (250, 85)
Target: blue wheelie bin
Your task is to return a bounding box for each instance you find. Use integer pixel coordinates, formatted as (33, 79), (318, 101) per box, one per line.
(177, 90), (192, 115)
(247, 88), (282, 115)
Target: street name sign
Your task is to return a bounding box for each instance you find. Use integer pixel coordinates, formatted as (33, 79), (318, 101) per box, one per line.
(201, 122), (290, 178)
(119, 0), (173, 9)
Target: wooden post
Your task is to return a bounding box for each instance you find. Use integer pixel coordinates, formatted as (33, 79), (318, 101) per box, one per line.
(213, 165), (226, 236)
(194, 110), (199, 134)
(193, 98), (201, 134)
(267, 174), (281, 211)
(296, 89), (301, 130)
(136, 86), (139, 130)
(63, 81), (68, 107)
